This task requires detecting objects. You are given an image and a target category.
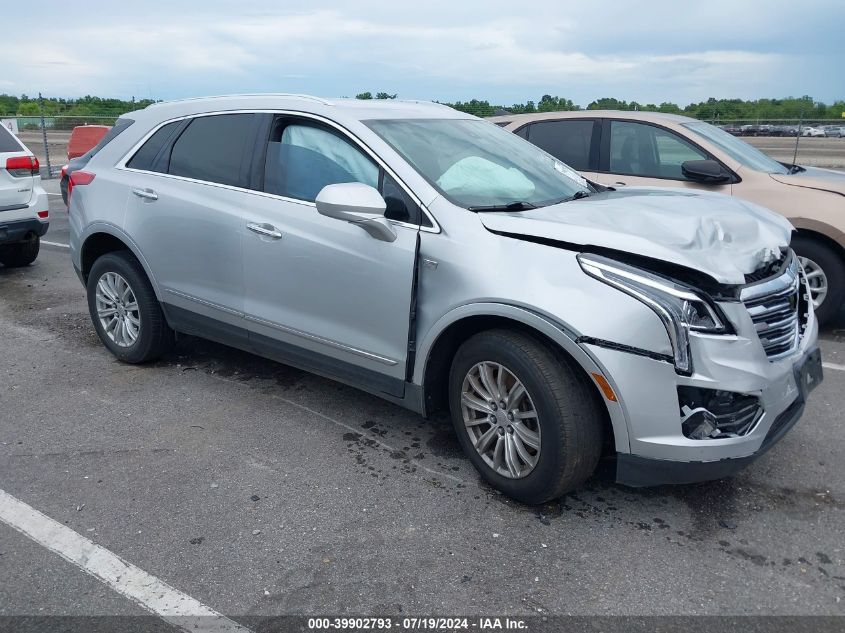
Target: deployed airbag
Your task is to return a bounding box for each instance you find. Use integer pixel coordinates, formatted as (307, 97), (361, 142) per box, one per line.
(437, 156), (536, 200)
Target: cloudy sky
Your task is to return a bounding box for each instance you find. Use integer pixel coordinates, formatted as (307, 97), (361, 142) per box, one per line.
(4, 0), (842, 106)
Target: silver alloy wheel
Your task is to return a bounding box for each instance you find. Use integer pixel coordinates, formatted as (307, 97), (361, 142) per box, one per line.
(798, 256), (828, 309)
(460, 361), (541, 479)
(95, 272), (141, 348)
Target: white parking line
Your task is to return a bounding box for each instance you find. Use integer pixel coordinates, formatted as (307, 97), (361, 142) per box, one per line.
(41, 240), (69, 249)
(823, 361), (845, 372)
(0, 488), (251, 633)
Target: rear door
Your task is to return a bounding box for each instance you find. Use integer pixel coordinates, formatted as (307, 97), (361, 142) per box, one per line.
(597, 119), (731, 194)
(241, 115), (420, 397)
(0, 125), (34, 210)
(517, 118), (600, 182)
(122, 113), (258, 327)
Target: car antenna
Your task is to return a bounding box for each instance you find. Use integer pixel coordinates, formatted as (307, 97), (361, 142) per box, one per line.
(792, 109), (802, 168)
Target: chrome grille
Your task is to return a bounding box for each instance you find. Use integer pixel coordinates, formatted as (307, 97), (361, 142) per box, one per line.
(741, 254), (803, 361)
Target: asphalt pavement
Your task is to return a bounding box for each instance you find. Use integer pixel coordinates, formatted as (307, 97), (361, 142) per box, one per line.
(1, 186), (844, 625)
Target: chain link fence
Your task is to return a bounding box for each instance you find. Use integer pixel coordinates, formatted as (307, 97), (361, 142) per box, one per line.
(2, 98), (844, 177)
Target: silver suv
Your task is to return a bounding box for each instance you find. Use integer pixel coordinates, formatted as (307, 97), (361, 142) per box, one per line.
(68, 95), (822, 503)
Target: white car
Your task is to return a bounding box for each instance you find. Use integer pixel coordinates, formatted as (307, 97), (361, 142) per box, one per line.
(801, 126), (825, 137)
(0, 125), (49, 267)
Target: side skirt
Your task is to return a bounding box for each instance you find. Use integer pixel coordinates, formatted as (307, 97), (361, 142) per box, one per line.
(161, 303), (424, 413)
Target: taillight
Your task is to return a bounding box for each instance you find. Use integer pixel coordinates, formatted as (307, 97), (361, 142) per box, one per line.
(67, 170), (95, 203)
(37, 210), (49, 219)
(5, 156), (39, 177)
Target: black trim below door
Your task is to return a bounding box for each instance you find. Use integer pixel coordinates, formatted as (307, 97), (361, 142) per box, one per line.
(161, 303), (405, 399)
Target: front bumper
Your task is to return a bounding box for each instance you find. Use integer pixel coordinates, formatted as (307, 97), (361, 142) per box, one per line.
(616, 389), (805, 487)
(581, 298), (821, 487)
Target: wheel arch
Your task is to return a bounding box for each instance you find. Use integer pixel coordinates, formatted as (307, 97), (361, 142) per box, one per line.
(416, 303), (630, 453)
(79, 225), (163, 300)
(791, 225), (845, 263)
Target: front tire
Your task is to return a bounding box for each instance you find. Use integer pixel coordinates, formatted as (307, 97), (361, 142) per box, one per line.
(0, 235), (39, 267)
(448, 329), (602, 504)
(87, 251), (173, 363)
(792, 236), (845, 326)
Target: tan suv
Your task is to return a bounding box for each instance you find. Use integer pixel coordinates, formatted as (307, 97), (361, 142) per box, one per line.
(491, 111), (845, 324)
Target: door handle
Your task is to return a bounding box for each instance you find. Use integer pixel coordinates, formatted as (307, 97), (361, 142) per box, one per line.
(132, 188), (158, 200)
(247, 222), (283, 239)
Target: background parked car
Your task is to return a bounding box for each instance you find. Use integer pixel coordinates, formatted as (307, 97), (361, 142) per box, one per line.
(67, 125), (110, 160)
(801, 126), (825, 137)
(490, 110), (845, 324)
(0, 124), (49, 267)
(822, 125), (845, 138)
(60, 121), (129, 205)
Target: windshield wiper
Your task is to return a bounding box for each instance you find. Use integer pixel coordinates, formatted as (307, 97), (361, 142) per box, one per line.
(468, 201), (538, 213)
(544, 190), (593, 206)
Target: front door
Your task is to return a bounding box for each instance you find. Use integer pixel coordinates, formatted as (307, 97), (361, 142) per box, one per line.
(242, 116), (419, 397)
(599, 119), (732, 195)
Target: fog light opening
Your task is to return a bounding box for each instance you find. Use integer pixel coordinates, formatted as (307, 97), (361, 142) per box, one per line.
(681, 406), (719, 440)
(677, 386), (762, 439)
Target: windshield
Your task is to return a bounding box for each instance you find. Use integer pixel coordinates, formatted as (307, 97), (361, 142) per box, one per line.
(365, 118), (589, 209)
(682, 121), (789, 174)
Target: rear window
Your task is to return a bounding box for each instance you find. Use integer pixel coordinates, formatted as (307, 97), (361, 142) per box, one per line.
(168, 114), (254, 187)
(0, 125), (24, 152)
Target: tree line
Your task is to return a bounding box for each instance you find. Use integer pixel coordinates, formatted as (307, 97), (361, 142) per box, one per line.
(359, 92), (844, 121)
(2, 92), (843, 121)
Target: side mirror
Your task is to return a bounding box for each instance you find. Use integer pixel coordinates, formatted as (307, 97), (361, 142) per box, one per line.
(315, 182), (397, 242)
(681, 159), (731, 184)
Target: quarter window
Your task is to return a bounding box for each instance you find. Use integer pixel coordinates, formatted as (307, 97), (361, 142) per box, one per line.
(526, 120), (595, 170)
(609, 121), (707, 180)
(168, 114), (254, 187)
(126, 121), (181, 172)
(381, 171), (418, 224)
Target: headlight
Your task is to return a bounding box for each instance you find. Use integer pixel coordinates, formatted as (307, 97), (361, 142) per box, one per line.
(577, 254), (728, 374)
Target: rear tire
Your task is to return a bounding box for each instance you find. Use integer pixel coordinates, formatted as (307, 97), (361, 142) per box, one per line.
(0, 235), (39, 267)
(448, 329), (602, 505)
(791, 235), (845, 326)
(87, 251), (173, 363)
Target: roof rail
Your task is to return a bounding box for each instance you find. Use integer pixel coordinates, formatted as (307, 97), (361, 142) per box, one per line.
(394, 99), (451, 109)
(146, 93), (334, 109)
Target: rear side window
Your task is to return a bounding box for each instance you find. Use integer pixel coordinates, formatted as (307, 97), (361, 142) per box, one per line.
(168, 114), (254, 187)
(0, 125), (23, 152)
(526, 120), (595, 170)
(126, 121), (182, 171)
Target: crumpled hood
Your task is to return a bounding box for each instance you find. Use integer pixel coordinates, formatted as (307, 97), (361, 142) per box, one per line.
(769, 166), (845, 196)
(478, 187), (794, 285)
